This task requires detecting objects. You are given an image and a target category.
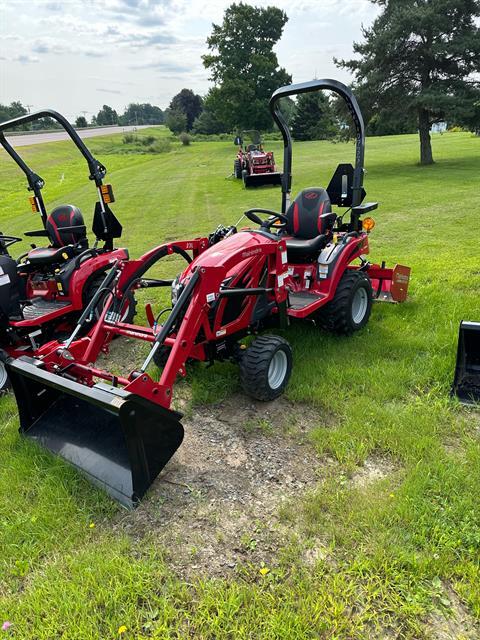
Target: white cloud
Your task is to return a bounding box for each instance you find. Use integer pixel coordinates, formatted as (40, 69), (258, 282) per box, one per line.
(0, 0), (378, 118)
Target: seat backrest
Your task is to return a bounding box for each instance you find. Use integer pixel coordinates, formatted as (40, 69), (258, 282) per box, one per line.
(285, 188), (333, 239)
(46, 205), (87, 248)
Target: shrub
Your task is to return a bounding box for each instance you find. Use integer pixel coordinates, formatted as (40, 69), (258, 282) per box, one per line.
(179, 132), (192, 146)
(123, 133), (136, 144)
(141, 135), (156, 146)
(148, 139), (171, 154)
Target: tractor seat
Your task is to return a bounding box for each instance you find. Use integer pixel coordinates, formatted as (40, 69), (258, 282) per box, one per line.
(26, 204), (88, 266)
(284, 188), (335, 260)
(285, 234), (330, 258)
(27, 245), (75, 265)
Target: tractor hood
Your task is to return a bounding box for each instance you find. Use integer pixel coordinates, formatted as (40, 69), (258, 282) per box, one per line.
(180, 229), (277, 282)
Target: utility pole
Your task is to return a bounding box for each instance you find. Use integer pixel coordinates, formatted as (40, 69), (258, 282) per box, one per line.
(25, 104), (33, 130)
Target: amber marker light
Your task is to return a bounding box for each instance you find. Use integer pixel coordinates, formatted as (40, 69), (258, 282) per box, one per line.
(362, 217), (376, 232)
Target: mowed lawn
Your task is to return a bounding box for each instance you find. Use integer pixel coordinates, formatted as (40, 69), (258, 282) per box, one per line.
(0, 127), (479, 639)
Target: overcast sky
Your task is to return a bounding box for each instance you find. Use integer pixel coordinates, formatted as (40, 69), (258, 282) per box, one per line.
(0, 0), (379, 120)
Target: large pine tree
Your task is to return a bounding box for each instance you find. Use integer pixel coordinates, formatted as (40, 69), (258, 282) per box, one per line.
(290, 93), (337, 141)
(337, 0), (480, 164)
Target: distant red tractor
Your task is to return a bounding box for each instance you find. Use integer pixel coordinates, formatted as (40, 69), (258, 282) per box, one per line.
(233, 130), (282, 188)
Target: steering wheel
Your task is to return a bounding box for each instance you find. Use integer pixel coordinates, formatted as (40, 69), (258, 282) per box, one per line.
(244, 208), (289, 230)
(0, 234), (22, 249)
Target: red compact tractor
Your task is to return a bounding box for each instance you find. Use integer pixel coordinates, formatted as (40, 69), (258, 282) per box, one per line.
(5, 80), (410, 508)
(0, 110), (135, 392)
(233, 130), (282, 188)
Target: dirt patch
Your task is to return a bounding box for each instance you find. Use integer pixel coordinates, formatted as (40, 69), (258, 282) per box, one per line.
(425, 583), (479, 640)
(116, 395), (327, 577)
(350, 455), (397, 488)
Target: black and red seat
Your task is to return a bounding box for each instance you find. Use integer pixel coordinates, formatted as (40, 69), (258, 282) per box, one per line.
(27, 205), (88, 265)
(284, 188), (336, 260)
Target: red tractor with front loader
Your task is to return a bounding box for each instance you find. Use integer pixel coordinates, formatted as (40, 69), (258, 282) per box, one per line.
(5, 79), (410, 508)
(233, 130), (282, 187)
(0, 109), (135, 393)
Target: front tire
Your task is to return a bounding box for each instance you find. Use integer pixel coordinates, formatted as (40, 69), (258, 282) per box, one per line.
(316, 270), (372, 334)
(84, 273), (137, 324)
(0, 360), (11, 395)
(234, 159), (242, 179)
(239, 335), (292, 401)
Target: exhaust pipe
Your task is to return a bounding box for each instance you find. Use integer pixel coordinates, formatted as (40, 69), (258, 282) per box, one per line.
(6, 356), (184, 508)
(452, 321), (480, 404)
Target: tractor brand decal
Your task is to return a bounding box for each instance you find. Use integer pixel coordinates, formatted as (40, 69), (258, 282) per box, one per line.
(305, 191), (319, 199)
(241, 248), (262, 259)
(185, 242), (194, 249)
(394, 273), (410, 283)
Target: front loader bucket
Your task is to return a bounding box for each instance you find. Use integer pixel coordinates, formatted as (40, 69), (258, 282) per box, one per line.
(244, 172), (282, 188)
(6, 357), (184, 508)
(452, 321), (480, 404)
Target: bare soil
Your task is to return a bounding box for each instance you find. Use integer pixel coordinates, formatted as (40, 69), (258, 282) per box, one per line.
(115, 394), (327, 577)
(426, 583), (479, 640)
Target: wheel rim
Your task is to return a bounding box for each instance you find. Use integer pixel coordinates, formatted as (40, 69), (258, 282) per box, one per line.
(352, 287), (368, 324)
(0, 362), (8, 390)
(268, 349), (288, 390)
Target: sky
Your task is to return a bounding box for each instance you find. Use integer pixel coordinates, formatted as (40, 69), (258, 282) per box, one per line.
(0, 0), (379, 121)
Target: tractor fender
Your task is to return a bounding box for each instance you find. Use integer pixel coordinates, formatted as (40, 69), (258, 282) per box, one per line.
(317, 235), (368, 300)
(58, 248), (129, 305)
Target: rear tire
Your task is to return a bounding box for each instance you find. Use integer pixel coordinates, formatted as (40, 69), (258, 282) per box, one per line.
(234, 159), (242, 179)
(316, 270), (372, 334)
(239, 335), (292, 401)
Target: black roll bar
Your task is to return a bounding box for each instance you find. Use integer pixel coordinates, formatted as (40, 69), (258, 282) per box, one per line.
(0, 110), (107, 184)
(269, 79), (366, 212)
(0, 109), (109, 231)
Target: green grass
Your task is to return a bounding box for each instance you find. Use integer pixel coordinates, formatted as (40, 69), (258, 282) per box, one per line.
(0, 129), (479, 638)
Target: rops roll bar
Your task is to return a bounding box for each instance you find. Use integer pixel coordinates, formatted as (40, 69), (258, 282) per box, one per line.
(269, 79), (365, 212)
(0, 109), (109, 230)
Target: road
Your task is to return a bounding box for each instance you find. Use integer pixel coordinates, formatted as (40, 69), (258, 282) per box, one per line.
(5, 125), (153, 147)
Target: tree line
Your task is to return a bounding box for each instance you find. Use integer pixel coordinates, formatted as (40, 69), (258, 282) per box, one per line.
(171, 0), (480, 164)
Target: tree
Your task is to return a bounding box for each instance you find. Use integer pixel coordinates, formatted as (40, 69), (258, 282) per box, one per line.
(75, 116), (88, 128)
(120, 103), (164, 126)
(95, 105), (118, 126)
(290, 93), (337, 141)
(277, 97), (296, 127)
(169, 89), (203, 131)
(0, 101), (27, 125)
(202, 3), (291, 131)
(192, 106), (226, 134)
(336, 0), (480, 164)
(165, 109), (187, 134)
